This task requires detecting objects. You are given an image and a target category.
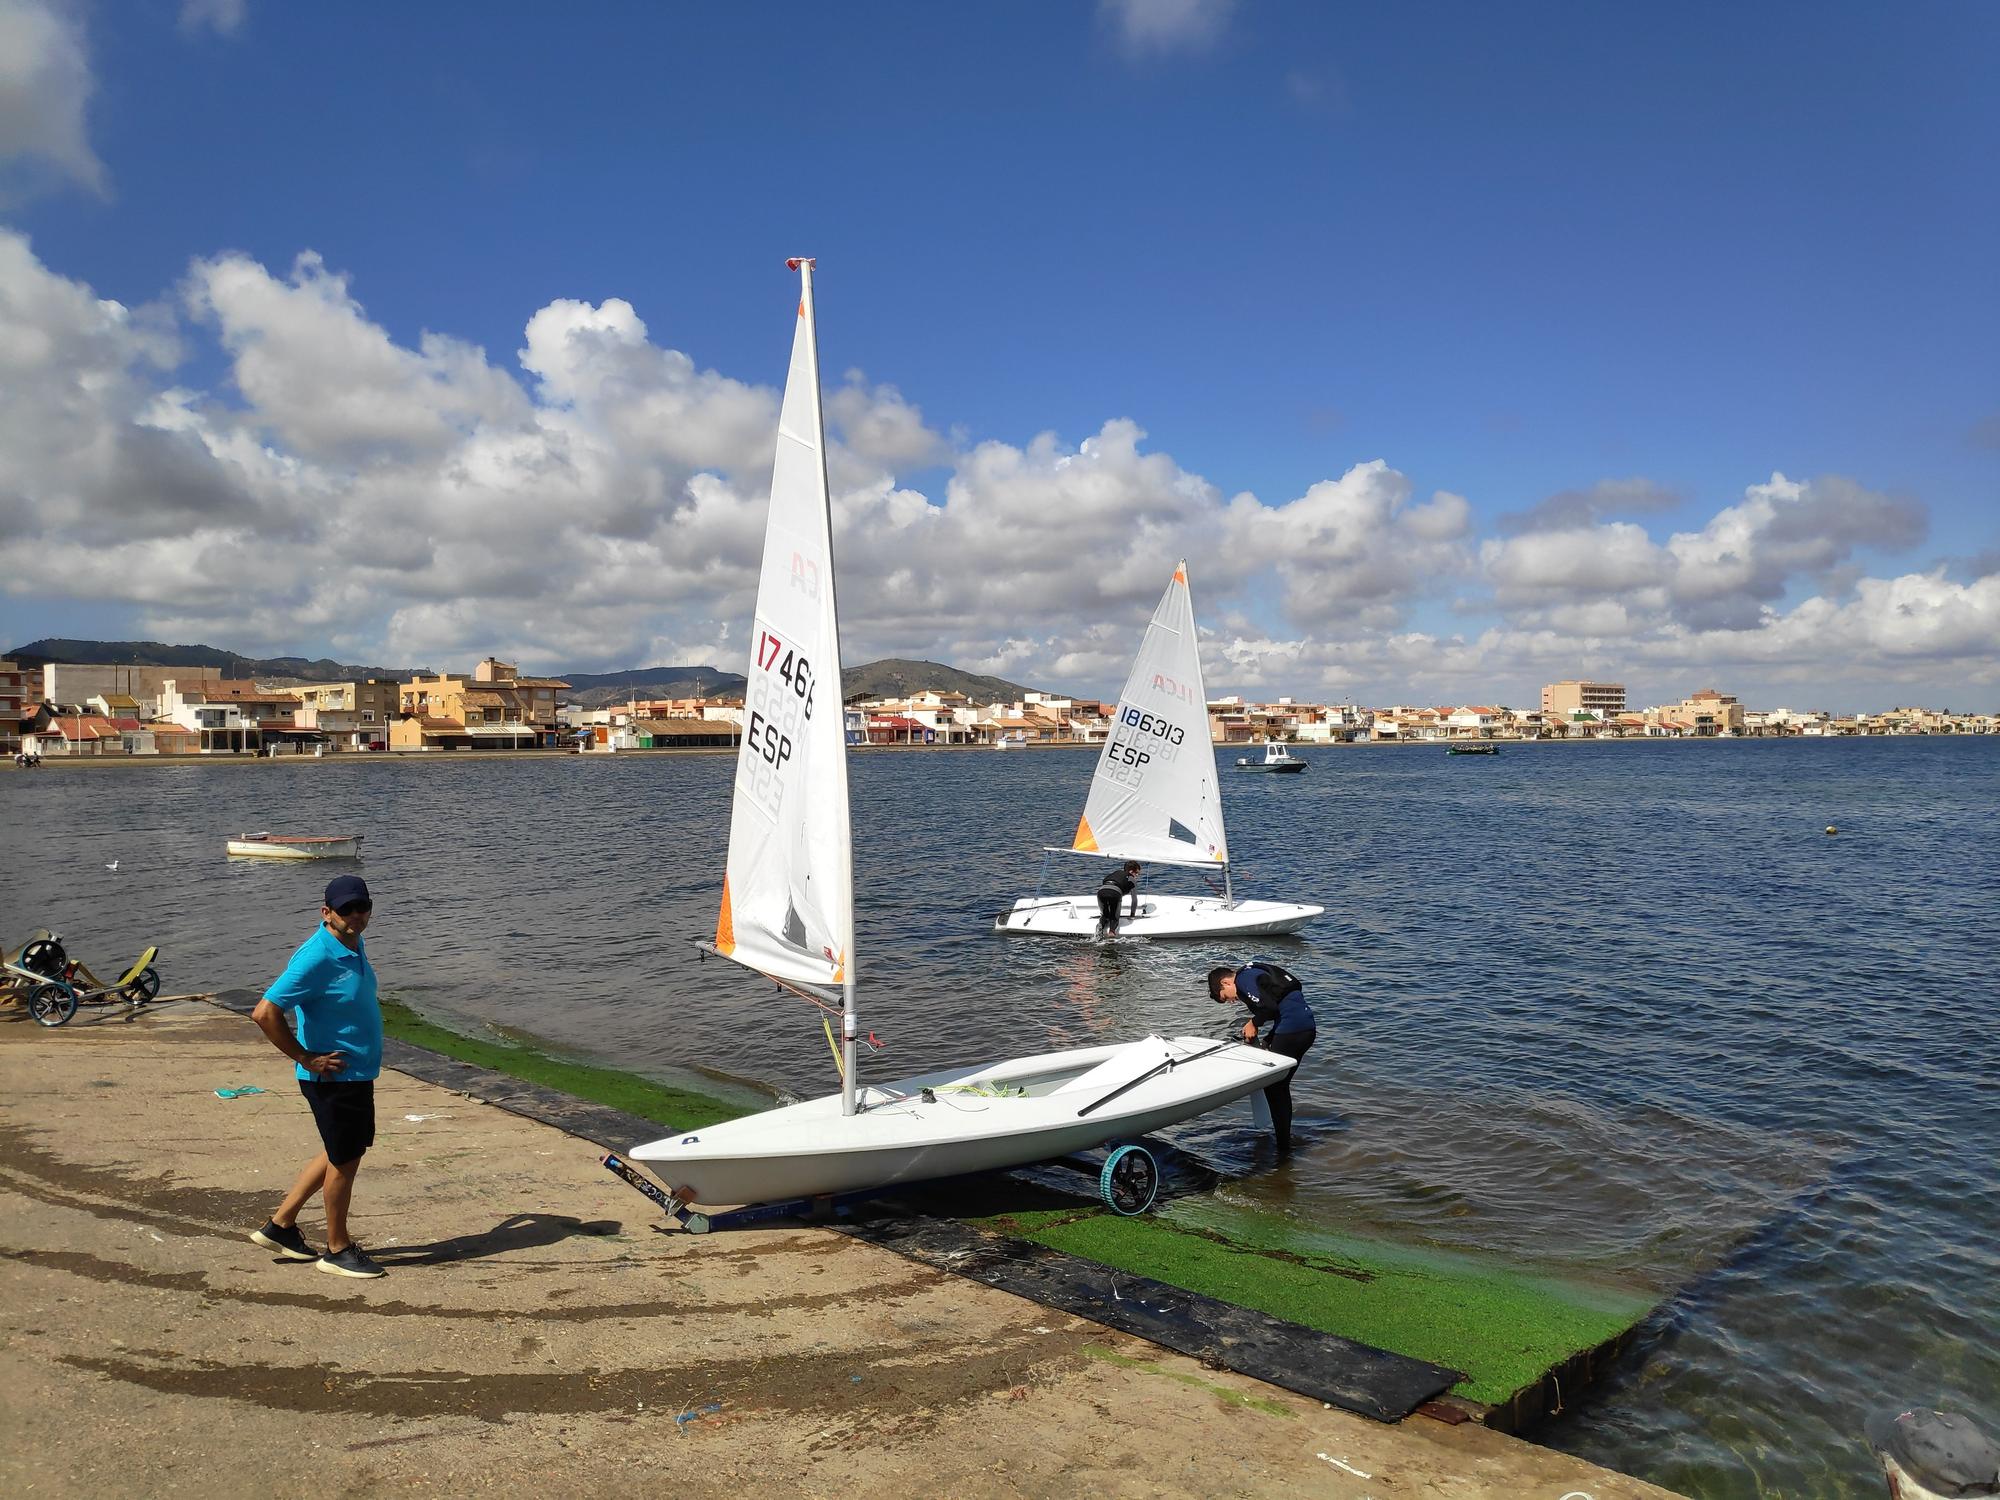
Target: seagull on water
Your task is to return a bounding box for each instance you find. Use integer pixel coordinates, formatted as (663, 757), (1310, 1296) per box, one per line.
(105, 860), (119, 871)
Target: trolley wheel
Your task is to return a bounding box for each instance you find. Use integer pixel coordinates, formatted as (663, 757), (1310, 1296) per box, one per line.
(19, 938), (66, 978)
(681, 1212), (712, 1235)
(1100, 1143), (1159, 1216)
(123, 967), (161, 1004)
(29, 984), (77, 1028)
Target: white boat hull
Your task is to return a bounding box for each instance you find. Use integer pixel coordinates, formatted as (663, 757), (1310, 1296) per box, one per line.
(225, 834), (363, 860)
(630, 1034), (1293, 1208)
(993, 893), (1322, 939)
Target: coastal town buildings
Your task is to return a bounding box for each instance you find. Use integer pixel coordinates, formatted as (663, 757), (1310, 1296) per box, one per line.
(42, 662), (223, 720)
(294, 680), (399, 751)
(21, 713), (142, 757)
(0, 659), (28, 752)
(158, 679), (308, 754)
(1657, 687), (1746, 737)
(394, 658), (570, 750)
(1542, 680), (1627, 718)
(7, 653), (1996, 763)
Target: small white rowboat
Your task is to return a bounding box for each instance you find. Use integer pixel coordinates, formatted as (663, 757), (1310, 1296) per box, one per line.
(225, 832), (364, 860)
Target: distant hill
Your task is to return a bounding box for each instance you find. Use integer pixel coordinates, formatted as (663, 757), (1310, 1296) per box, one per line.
(5, 637), (1042, 709)
(559, 665), (747, 710)
(840, 658), (1035, 703)
(563, 658), (1037, 709)
(5, 638), (426, 682)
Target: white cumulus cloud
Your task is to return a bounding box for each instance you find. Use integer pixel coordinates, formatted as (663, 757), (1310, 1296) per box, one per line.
(0, 0), (106, 196)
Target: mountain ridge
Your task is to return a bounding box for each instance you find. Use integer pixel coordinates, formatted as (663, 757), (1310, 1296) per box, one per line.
(7, 639), (1044, 707)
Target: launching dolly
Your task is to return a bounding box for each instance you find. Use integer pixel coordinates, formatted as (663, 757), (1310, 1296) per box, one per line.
(4, 931), (162, 1028)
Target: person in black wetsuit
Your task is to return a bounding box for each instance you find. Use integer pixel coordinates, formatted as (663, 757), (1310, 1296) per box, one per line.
(1094, 861), (1142, 937)
(1210, 962), (1316, 1154)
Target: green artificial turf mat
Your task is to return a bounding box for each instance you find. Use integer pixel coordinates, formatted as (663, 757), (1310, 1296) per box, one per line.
(379, 996), (751, 1131)
(971, 1196), (1652, 1407)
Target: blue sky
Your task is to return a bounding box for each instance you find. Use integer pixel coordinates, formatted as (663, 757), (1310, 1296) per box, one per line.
(2, 0), (1995, 709)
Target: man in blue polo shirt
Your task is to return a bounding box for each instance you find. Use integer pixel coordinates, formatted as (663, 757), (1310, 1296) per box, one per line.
(248, 874), (387, 1279)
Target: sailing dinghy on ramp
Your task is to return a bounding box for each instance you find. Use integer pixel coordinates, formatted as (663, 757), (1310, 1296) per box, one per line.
(625, 261), (1291, 1222)
(992, 563), (1325, 939)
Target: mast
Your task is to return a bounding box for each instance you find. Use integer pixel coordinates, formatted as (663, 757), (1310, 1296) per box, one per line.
(1184, 559), (1233, 907)
(790, 258), (862, 1117)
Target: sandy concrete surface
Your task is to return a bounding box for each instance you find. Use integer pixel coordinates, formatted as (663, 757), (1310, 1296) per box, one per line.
(0, 1004), (1683, 1499)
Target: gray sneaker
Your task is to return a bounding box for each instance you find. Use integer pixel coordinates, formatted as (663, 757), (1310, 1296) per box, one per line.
(250, 1220), (317, 1261)
(316, 1244), (386, 1279)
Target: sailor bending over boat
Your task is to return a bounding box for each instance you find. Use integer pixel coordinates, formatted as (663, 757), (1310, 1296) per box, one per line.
(1095, 861), (1142, 937)
(1210, 961), (1316, 1156)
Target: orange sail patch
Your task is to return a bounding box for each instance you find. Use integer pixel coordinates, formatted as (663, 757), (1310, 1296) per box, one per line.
(1072, 814), (1098, 853)
(715, 877), (736, 955)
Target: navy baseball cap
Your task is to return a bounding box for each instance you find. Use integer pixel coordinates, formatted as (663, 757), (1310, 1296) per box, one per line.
(324, 874), (371, 911)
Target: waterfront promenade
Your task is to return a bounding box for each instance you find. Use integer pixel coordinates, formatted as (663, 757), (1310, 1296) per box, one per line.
(0, 1001), (1682, 1500)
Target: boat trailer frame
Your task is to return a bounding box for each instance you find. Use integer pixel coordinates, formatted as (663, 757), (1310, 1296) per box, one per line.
(600, 1139), (1163, 1235)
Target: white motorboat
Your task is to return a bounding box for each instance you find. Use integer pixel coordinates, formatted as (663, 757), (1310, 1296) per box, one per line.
(1235, 741), (1307, 773)
(225, 832), (363, 860)
(992, 562), (1324, 939)
(630, 261), (1290, 1212)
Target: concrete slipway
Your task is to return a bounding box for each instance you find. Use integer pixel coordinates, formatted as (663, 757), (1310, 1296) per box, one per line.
(0, 1001), (1682, 1499)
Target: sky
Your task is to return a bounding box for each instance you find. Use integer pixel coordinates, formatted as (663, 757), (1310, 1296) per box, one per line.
(1, 0), (1995, 711)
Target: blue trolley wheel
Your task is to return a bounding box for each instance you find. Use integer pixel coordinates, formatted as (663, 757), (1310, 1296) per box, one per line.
(1100, 1144), (1159, 1216)
(29, 984), (77, 1028)
(681, 1212), (712, 1235)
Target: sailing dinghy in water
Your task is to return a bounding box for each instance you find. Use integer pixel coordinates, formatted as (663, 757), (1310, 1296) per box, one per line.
(992, 563), (1324, 939)
(628, 262), (1291, 1213)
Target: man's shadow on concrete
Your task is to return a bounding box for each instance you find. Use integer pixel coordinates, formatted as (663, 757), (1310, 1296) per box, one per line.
(371, 1213), (620, 1265)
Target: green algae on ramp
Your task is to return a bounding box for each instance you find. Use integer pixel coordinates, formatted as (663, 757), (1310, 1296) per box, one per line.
(968, 1195), (1653, 1410)
(377, 997), (752, 1131)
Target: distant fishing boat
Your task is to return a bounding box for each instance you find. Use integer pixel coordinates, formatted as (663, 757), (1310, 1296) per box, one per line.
(225, 832), (363, 860)
(1446, 743), (1499, 756)
(1234, 741), (1307, 773)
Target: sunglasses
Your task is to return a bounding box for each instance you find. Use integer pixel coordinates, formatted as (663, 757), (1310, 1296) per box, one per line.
(334, 901), (373, 917)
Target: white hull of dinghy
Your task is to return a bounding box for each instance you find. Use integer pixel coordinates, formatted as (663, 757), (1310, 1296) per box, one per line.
(630, 1034), (1293, 1208)
(993, 894), (1322, 939)
(225, 833), (363, 860)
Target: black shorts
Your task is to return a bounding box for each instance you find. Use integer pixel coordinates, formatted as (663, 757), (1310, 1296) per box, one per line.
(299, 1079), (375, 1165)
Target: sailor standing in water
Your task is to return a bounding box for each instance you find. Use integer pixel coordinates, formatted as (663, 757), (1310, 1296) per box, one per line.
(1095, 861), (1142, 937)
(1211, 961), (1317, 1155)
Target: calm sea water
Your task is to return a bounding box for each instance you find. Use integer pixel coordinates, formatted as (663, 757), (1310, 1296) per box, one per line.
(5, 737), (1995, 1498)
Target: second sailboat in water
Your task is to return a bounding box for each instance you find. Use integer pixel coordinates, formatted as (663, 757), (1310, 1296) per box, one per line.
(993, 563), (1325, 939)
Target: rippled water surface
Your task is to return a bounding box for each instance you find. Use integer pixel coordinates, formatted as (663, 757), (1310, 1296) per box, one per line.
(5, 737), (1996, 1498)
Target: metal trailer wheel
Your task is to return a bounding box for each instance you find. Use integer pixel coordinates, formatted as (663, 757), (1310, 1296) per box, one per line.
(29, 984), (77, 1028)
(1099, 1143), (1159, 1216)
(124, 967), (161, 1004)
(19, 938), (67, 978)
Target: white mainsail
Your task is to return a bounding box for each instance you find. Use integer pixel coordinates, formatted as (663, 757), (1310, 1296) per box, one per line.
(714, 260), (856, 1031)
(1071, 562), (1228, 866)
